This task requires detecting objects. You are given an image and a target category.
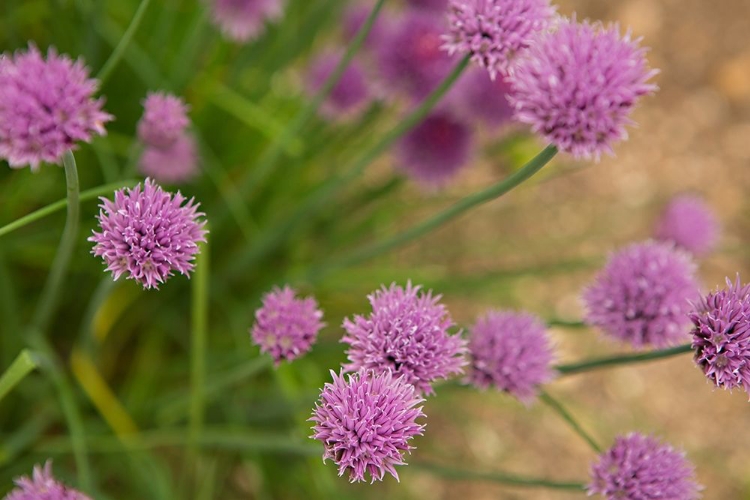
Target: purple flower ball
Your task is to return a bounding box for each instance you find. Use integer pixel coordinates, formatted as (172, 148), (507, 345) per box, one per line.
(654, 194), (719, 257)
(588, 433), (701, 500)
(137, 92), (190, 149)
(250, 285), (325, 365)
(583, 241), (700, 349)
(689, 276), (750, 396)
(209, 0), (283, 42)
(452, 66), (514, 128)
(342, 282), (467, 395)
(377, 12), (455, 100)
(6, 460), (92, 500)
(396, 109), (473, 188)
(406, 0), (449, 13)
(467, 310), (556, 404)
(442, 0), (554, 80)
(89, 178), (207, 290)
(139, 133), (199, 184)
(309, 369), (426, 483)
(306, 52), (370, 118)
(0, 45), (112, 171)
(509, 18), (658, 160)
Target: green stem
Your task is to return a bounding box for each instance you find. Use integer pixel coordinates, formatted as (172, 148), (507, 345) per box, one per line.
(0, 350), (39, 403)
(189, 235), (209, 451)
(556, 344), (693, 376)
(539, 390), (601, 453)
(0, 180), (137, 239)
(31, 150), (81, 334)
(413, 462), (586, 491)
(96, 0), (154, 84)
(311, 144), (558, 278)
(231, 0), (389, 200)
(547, 319), (587, 329)
(225, 55), (472, 277)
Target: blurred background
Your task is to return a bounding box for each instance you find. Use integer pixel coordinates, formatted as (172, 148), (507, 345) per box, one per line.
(1, 0), (749, 498)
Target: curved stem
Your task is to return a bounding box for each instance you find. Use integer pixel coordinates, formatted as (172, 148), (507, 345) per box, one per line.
(310, 144), (558, 279)
(413, 462), (586, 491)
(539, 390), (601, 453)
(96, 0), (154, 84)
(556, 344), (693, 376)
(0, 180), (137, 239)
(31, 150), (81, 334)
(0, 350), (39, 403)
(224, 55), (472, 277)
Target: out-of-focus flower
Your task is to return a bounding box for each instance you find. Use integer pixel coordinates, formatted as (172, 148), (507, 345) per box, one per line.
(310, 369), (425, 483)
(5, 460), (92, 500)
(396, 109), (473, 188)
(655, 194), (719, 257)
(0, 44), (112, 171)
(588, 433), (702, 500)
(690, 276), (750, 396)
(137, 92), (190, 149)
(250, 285), (325, 365)
(406, 0), (449, 13)
(209, 0), (283, 42)
(377, 12), (455, 100)
(443, 0), (554, 80)
(452, 66), (514, 127)
(306, 52), (370, 118)
(342, 282), (467, 395)
(139, 133), (199, 184)
(583, 241), (699, 349)
(342, 2), (387, 49)
(89, 178), (207, 290)
(509, 17), (658, 160)
(467, 310), (556, 403)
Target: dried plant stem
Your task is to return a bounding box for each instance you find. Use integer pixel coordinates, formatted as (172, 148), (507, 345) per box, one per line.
(556, 344), (693, 376)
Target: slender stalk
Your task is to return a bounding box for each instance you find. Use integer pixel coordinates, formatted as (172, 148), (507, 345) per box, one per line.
(189, 236), (209, 452)
(225, 55), (472, 276)
(0, 350), (39, 403)
(96, 0), (154, 84)
(310, 144), (558, 279)
(547, 319), (587, 329)
(31, 150), (81, 334)
(235, 0), (389, 197)
(539, 390), (601, 453)
(0, 180), (137, 239)
(413, 462), (587, 491)
(556, 344), (693, 376)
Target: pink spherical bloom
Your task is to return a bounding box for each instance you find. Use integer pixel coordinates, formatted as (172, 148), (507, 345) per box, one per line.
(0, 45), (112, 171)
(139, 133), (199, 184)
(251, 285), (325, 365)
(89, 178), (207, 290)
(654, 194), (719, 257)
(209, 0), (283, 42)
(377, 12), (455, 100)
(453, 66), (514, 127)
(137, 92), (190, 149)
(342, 282), (467, 395)
(396, 109), (473, 188)
(306, 52), (370, 118)
(509, 18), (658, 160)
(467, 310), (556, 404)
(442, 0), (555, 80)
(6, 460), (92, 500)
(310, 369), (425, 483)
(589, 433), (701, 500)
(689, 276), (750, 396)
(583, 241), (700, 349)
